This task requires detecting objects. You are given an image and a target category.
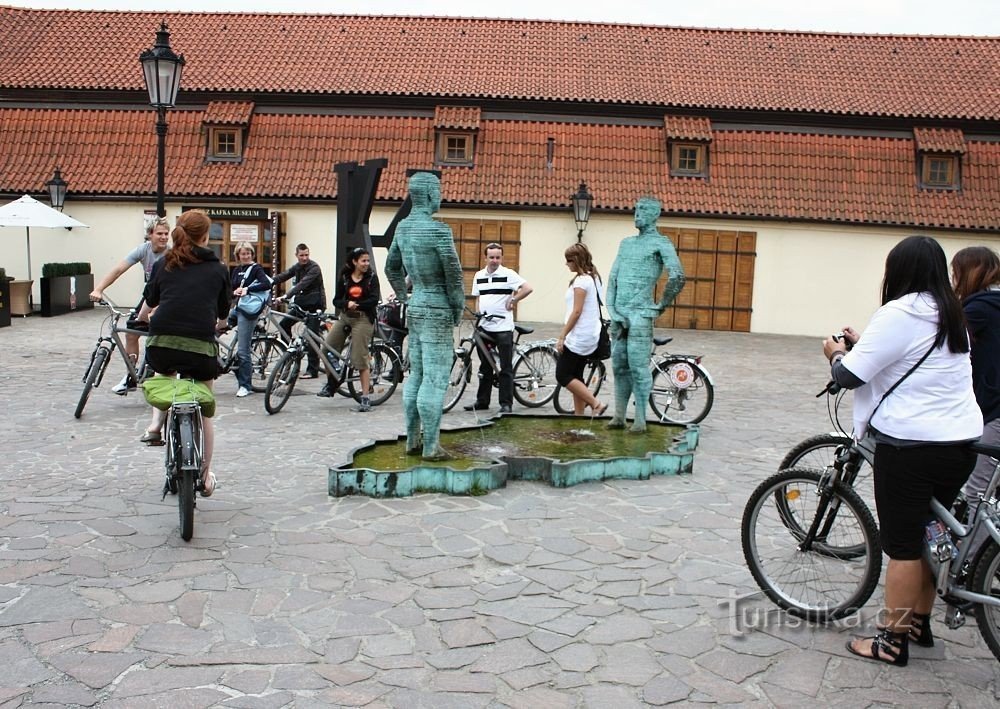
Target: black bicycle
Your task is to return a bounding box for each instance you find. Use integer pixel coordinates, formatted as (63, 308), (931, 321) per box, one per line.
(75, 300), (152, 419)
(216, 306), (288, 393)
(443, 307), (559, 413)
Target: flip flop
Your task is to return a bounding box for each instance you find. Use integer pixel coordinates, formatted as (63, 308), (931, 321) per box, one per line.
(592, 401), (609, 416)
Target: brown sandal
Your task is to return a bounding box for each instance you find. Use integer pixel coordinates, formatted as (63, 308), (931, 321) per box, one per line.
(846, 628), (909, 667)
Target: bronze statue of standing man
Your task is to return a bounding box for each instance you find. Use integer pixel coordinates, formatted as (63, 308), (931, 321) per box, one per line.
(385, 173), (465, 459)
(606, 196), (685, 432)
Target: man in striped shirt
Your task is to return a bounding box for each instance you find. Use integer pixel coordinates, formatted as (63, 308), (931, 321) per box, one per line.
(467, 243), (533, 413)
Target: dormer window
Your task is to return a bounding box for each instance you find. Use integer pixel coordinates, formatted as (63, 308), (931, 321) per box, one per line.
(664, 115), (712, 179)
(434, 105), (481, 168)
(914, 127), (964, 191)
(202, 101), (254, 163)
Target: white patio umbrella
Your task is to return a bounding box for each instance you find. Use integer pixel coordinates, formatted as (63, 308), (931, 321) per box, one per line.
(0, 195), (88, 282)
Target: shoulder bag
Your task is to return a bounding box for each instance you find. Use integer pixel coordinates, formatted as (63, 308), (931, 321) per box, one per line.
(236, 265), (269, 317)
(591, 275), (612, 361)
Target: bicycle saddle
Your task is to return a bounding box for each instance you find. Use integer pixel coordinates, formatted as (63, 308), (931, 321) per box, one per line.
(515, 324), (534, 335)
(971, 441), (1000, 460)
(653, 336), (673, 346)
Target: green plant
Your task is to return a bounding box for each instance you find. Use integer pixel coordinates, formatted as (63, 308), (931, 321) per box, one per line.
(41, 262), (91, 278)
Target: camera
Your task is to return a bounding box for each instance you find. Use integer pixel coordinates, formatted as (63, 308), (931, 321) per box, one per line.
(831, 332), (853, 350)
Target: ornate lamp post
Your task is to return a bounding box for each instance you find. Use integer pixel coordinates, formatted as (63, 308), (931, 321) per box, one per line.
(571, 180), (594, 243)
(139, 23), (185, 218)
(45, 167), (68, 212)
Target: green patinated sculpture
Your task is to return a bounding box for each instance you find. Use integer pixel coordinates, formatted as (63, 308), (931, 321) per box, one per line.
(385, 173), (465, 460)
(606, 196), (686, 432)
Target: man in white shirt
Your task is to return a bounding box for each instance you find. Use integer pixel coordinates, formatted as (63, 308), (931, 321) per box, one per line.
(467, 243), (533, 413)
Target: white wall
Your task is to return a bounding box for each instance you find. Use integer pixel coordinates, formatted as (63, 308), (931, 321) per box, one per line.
(6, 198), (997, 337)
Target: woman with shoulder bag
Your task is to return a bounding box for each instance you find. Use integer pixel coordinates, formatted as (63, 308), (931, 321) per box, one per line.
(823, 235), (982, 666)
(555, 243), (609, 416)
(229, 241), (273, 398)
(318, 247), (381, 411)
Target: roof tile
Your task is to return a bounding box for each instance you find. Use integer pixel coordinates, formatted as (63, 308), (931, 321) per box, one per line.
(1, 108), (996, 231)
(0, 9), (998, 120)
(434, 105), (482, 130)
(664, 115), (713, 141)
(914, 127), (966, 153)
(203, 101), (254, 126)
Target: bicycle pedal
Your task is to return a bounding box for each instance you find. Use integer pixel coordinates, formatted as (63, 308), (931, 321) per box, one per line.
(945, 605), (966, 630)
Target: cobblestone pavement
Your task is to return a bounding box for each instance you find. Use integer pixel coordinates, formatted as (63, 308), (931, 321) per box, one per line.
(1, 310), (998, 708)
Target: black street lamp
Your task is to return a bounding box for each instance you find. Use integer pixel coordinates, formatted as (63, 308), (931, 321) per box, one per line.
(571, 180), (594, 243)
(46, 167), (68, 212)
(139, 22), (185, 218)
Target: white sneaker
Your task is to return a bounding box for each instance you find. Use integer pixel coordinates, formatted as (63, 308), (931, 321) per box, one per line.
(112, 375), (136, 396)
(236, 386), (251, 398)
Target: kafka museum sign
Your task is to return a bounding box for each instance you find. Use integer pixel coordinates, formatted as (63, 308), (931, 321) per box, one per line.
(181, 206), (269, 220)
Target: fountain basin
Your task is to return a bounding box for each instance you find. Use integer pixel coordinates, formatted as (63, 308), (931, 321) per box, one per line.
(329, 414), (698, 498)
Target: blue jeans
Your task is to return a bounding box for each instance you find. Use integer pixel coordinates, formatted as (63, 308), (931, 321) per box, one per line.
(236, 310), (258, 389)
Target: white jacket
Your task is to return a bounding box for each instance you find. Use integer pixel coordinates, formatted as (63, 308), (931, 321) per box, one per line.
(842, 292), (982, 442)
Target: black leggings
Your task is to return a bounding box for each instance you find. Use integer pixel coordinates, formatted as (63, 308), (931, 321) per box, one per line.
(873, 442), (976, 560)
(556, 345), (590, 387)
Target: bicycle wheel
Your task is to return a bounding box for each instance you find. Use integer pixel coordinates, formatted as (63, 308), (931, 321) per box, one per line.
(250, 336), (287, 393)
(972, 540), (1000, 662)
(348, 344), (402, 406)
(780, 434), (876, 535)
(512, 345), (558, 407)
(741, 468), (881, 621)
(176, 413), (196, 542)
(649, 358), (714, 425)
(74, 347), (109, 419)
(264, 350), (301, 414)
(443, 353), (472, 413)
(554, 359), (606, 414)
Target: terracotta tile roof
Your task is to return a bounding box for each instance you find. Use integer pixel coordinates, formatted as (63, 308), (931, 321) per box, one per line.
(2, 8), (999, 121)
(664, 115), (713, 142)
(2, 108), (997, 232)
(203, 101), (254, 126)
(914, 127), (966, 153)
(434, 106), (482, 130)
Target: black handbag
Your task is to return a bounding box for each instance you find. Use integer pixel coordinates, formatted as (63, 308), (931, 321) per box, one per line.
(592, 277), (611, 361)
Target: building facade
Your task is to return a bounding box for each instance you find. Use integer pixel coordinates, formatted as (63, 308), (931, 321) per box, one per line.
(1, 9), (998, 335)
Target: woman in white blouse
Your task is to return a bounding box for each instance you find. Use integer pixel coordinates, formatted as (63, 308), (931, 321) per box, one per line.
(555, 243), (608, 416)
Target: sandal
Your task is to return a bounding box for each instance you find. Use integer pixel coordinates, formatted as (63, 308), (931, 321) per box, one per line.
(140, 430), (163, 446)
(908, 612), (934, 647)
(201, 471), (217, 498)
(845, 628), (909, 667)
(591, 401), (608, 416)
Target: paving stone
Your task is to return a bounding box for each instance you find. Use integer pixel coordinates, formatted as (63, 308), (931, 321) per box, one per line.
(167, 645), (321, 666)
(120, 581), (187, 604)
(551, 643), (600, 672)
(0, 586), (97, 626)
(221, 669), (271, 694)
(425, 647), (486, 670)
(87, 625), (140, 652)
(102, 687), (229, 708)
(642, 674), (692, 705)
(135, 623), (218, 655)
(220, 691), (296, 709)
(111, 666), (226, 698)
(314, 662), (377, 686)
(586, 615), (654, 644)
(271, 665), (330, 690)
(30, 683), (98, 706)
(48, 651), (146, 689)
(500, 666), (552, 691)
(439, 619), (494, 648)
(411, 588), (477, 610)
(526, 629), (575, 653)
(319, 681), (391, 707)
(476, 598), (573, 626)
(0, 639), (56, 684)
(695, 648), (773, 684)
(504, 686), (576, 709)
(468, 638), (548, 674)
(579, 684), (646, 709)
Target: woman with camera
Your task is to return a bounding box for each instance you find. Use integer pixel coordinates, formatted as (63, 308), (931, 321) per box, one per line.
(823, 235), (982, 666)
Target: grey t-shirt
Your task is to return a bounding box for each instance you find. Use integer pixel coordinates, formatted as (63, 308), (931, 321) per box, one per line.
(125, 242), (165, 282)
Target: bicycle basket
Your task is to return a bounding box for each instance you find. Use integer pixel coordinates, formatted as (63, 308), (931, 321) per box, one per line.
(142, 376), (217, 417)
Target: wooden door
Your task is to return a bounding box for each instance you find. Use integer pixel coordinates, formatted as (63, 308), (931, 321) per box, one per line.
(441, 218), (522, 303)
(655, 227), (756, 332)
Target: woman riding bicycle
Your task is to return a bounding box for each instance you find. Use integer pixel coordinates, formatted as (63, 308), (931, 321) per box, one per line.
(823, 235), (982, 666)
(318, 247), (381, 412)
(555, 243), (608, 416)
(143, 210), (231, 496)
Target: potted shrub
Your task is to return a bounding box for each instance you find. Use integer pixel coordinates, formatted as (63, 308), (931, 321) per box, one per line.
(0, 268), (10, 328)
(40, 262), (94, 317)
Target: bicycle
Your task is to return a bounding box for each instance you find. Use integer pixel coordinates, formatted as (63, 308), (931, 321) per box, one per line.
(75, 299), (153, 419)
(216, 306), (288, 393)
(264, 304), (403, 414)
(552, 334), (714, 424)
(150, 374), (211, 542)
(442, 307), (559, 413)
(742, 389), (1000, 663)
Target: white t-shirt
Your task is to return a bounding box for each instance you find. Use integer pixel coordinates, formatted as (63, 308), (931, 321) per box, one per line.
(125, 241), (165, 282)
(471, 264), (525, 332)
(564, 274), (603, 356)
(842, 292), (982, 441)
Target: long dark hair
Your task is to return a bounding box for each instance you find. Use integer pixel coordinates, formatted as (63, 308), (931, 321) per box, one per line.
(952, 246), (1000, 301)
(880, 235), (968, 353)
(564, 243), (601, 286)
(341, 247), (369, 281)
(164, 211), (211, 271)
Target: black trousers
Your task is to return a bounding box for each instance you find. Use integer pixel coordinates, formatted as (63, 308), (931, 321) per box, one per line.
(475, 329), (514, 407)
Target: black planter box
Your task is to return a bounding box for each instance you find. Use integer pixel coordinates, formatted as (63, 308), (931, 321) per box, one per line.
(41, 274), (95, 317)
(0, 278), (10, 328)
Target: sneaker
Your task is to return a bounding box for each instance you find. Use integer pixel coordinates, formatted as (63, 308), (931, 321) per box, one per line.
(352, 397), (372, 413)
(463, 403), (490, 411)
(499, 404), (512, 413)
(236, 386), (250, 398)
(300, 371), (318, 380)
(316, 383), (334, 398)
(112, 375), (137, 396)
